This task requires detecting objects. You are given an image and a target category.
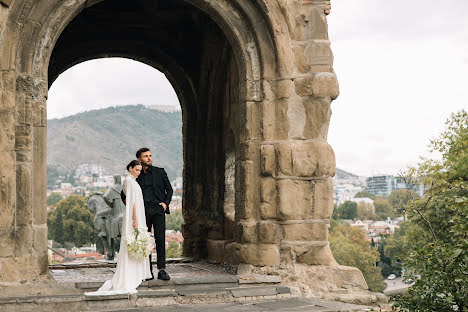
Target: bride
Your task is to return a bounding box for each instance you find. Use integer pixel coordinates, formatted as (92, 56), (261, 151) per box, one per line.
(85, 160), (152, 296)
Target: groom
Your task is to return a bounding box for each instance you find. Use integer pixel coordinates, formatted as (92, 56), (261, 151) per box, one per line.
(123, 147), (173, 281)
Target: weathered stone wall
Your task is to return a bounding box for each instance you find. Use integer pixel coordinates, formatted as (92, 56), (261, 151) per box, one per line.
(0, 0), (367, 290)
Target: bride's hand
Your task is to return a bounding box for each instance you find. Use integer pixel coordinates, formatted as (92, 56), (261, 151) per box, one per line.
(133, 219), (138, 229)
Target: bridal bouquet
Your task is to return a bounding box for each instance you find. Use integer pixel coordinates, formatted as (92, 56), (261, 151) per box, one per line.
(126, 228), (155, 261)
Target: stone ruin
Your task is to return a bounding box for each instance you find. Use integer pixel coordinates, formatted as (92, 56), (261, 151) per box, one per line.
(0, 0), (367, 293)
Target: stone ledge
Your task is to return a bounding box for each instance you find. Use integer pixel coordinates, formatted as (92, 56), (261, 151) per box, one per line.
(238, 274), (281, 284)
(229, 285), (290, 298)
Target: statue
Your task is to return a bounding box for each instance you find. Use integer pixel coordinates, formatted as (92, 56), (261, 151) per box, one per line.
(86, 175), (125, 260)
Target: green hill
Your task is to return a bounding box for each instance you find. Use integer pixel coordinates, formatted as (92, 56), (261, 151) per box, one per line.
(47, 105), (182, 180)
(336, 168), (357, 179)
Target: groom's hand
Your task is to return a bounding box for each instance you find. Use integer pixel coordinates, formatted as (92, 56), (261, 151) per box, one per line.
(159, 202), (167, 211)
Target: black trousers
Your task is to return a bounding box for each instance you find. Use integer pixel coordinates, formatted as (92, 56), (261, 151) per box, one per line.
(145, 205), (166, 272)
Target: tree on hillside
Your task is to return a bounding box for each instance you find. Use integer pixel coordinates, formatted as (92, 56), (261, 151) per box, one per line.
(47, 192), (63, 207)
(388, 189), (419, 215)
(373, 197), (394, 220)
(329, 224), (386, 292)
(354, 191), (376, 200)
(336, 201), (358, 219)
(393, 110), (468, 311)
(357, 202), (377, 220)
(47, 194), (96, 247)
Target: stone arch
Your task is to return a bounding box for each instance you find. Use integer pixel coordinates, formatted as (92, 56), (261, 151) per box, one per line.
(1, 0), (369, 294)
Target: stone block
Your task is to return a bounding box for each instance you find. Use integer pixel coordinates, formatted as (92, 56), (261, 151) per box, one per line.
(236, 243), (280, 266)
(260, 203), (276, 220)
(236, 220), (257, 244)
(206, 239), (227, 264)
(296, 244), (337, 265)
(15, 225), (33, 256)
(282, 223), (328, 241)
(17, 95), (32, 125)
(276, 286), (291, 294)
(237, 160), (257, 220)
(292, 141), (335, 177)
(293, 44), (311, 73)
(294, 76), (314, 96)
(260, 177), (276, 204)
(15, 125), (32, 151)
(312, 178), (334, 219)
(230, 286), (278, 297)
(32, 225), (47, 254)
(15, 150), (32, 162)
(32, 100), (46, 127)
(240, 101), (260, 141)
(0, 227), (14, 257)
(1, 88), (15, 110)
(276, 142), (293, 176)
(260, 145), (275, 176)
(287, 96), (306, 139)
(304, 41), (334, 66)
(312, 73), (339, 99)
(275, 99), (289, 140)
(0, 109), (15, 151)
(33, 126), (47, 225)
(240, 141), (258, 161)
(0, 157), (15, 227)
(277, 179), (311, 221)
(257, 244), (280, 266)
(293, 6), (328, 41)
(275, 79), (293, 99)
(16, 163), (32, 226)
(260, 101), (275, 141)
(302, 96), (332, 140)
(258, 222), (276, 244)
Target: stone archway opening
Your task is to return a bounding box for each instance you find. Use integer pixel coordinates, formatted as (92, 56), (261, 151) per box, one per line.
(46, 57), (183, 259)
(47, 0), (243, 262)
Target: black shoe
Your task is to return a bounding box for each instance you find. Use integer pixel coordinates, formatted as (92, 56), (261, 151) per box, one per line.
(157, 270), (170, 281)
(145, 275), (154, 281)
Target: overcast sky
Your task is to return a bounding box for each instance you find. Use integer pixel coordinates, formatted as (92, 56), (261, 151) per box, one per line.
(47, 0), (468, 177)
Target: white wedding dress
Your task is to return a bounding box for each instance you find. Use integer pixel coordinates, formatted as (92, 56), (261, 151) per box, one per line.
(85, 173), (152, 296)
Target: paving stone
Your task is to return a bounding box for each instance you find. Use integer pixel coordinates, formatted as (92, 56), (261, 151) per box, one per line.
(238, 274), (281, 284)
(276, 286), (290, 294)
(137, 290), (177, 297)
(230, 286), (278, 297)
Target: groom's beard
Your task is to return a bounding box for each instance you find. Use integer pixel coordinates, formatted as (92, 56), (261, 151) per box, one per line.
(141, 160), (152, 167)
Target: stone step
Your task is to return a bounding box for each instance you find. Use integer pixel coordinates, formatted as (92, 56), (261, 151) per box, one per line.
(0, 285), (292, 312)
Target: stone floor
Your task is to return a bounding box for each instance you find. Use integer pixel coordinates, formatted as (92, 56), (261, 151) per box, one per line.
(50, 261), (236, 283)
(108, 298), (373, 311)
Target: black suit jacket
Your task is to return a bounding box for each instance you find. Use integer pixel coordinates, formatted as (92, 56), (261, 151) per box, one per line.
(121, 166), (173, 214)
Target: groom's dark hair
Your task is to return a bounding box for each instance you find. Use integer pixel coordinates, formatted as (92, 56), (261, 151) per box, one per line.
(136, 147), (150, 159)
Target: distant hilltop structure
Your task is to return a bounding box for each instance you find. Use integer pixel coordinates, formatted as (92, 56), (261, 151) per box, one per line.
(147, 104), (181, 113)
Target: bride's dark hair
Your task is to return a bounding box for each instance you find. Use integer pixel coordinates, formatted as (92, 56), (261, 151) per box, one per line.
(126, 160), (141, 170)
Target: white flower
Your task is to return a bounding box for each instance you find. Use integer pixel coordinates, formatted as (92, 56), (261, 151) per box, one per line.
(126, 228), (155, 261)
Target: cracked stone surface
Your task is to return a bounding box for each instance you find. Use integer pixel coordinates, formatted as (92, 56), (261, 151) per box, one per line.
(50, 262), (236, 283)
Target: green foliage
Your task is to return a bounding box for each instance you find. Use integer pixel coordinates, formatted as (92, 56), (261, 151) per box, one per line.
(166, 242), (182, 258)
(354, 191), (376, 200)
(357, 202), (378, 220)
(166, 209), (184, 232)
(47, 192), (63, 207)
(392, 110), (468, 311)
(388, 189), (419, 215)
(329, 224), (386, 292)
(336, 200), (358, 219)
(373, 197), (394, 220)
(47, 195), (97, 247)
